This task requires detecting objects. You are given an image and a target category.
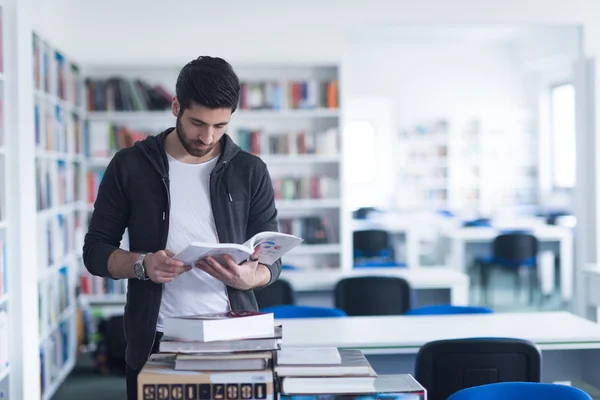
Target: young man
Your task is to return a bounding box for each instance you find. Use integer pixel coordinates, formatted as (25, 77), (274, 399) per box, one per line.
(82, 56), (282, 400)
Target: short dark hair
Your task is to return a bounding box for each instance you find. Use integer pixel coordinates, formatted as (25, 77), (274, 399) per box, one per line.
(176, 56), (240, 113)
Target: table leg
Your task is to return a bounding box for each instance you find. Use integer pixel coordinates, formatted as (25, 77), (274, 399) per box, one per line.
(561, 234), (574, 302)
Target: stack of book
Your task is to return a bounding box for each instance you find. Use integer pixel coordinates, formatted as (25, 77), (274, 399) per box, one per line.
(136, 310), (427, 400)
(137, 311), (281, 400)
(274, 346), (427, 399)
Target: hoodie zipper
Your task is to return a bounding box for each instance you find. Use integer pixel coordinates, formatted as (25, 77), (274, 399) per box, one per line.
(147, 177), (171, 361)
(210, 162), (233, 311)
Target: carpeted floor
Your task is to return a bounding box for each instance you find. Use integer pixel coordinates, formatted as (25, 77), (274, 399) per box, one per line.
(52, 354), (126, 400)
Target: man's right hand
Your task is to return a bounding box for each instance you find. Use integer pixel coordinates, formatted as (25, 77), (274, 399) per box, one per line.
(144, 250), (191, 283)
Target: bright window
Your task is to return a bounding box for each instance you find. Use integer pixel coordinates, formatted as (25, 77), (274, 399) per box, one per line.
(550, 83), (576, 189)
(344, 121), (376, 184)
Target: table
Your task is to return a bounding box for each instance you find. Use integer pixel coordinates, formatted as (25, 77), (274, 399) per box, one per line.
(583, 265), (600, 322)
(441, 225), (574, 301)
(280, 266), (469, 307)
(277, 311), (600, 388)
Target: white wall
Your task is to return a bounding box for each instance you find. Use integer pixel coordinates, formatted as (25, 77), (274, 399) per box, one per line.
(31, 0), (600, 66)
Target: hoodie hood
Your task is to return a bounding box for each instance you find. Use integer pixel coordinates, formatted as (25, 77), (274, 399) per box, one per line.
(134, 127), (242, 179)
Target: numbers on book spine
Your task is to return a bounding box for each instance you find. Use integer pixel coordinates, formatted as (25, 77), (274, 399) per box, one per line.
(143, 383), (269, 400)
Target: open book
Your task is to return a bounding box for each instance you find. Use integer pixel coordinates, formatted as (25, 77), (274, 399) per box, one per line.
(173, 231), (303, 266)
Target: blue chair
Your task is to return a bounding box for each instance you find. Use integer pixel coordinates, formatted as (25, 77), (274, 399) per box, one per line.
(447, 382), (592, 400)
(260, 305), (347, 319)
(405, 304), (493, 316)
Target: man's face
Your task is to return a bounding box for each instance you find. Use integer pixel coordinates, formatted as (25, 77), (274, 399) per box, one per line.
(173, 99), (232, 158)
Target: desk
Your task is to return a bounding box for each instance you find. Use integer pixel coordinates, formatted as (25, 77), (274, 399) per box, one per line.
(583, 265), (600, 322)
(280, 267), (469, 307)
(442, 225), (574, 301)
(278, 312), (600, 388)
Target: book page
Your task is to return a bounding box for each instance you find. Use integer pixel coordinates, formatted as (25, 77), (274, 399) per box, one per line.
(174, 243), (251, 266)
(248, 232), (304, 265)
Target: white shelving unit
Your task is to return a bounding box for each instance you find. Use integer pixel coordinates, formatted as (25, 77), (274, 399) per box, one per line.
(32, 31), (85, 400)
(0, 1), (9, 397)
(394, 111), (537, 217)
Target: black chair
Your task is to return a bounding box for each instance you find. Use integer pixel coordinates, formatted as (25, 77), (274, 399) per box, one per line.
(474, 233), (539, 305)
(353, 229), (404, 267)
(334, 276), (412, 316)
(415, 337), (541, 400)
(254, 279), (295, 309)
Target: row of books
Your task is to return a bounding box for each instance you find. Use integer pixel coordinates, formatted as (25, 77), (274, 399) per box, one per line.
(38, 212), (83, 268)
(79, 269), (127, 297)
(33, 33), (83, 106)
(40, 319), (73, 397)
(0, 241), (6, 297)
(85, 122), (148, 158)
(140, 311), (425, 399)
(278, 216), (337, 245)
(238, 80), (338, 110)
(36, 158), (84, 211)
(40, 266), (70, 337)
(235, 127), (339, 156)
(0, 309), (7, 373)
(85, 77), (173, 112)
(273, 176), (339, 201)
(34, 102), (84, 155)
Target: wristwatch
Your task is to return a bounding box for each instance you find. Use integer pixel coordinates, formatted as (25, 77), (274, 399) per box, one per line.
(134, 253), (150, 280)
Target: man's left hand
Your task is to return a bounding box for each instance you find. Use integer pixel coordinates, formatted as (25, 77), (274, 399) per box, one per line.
(195, 245), (270, 290)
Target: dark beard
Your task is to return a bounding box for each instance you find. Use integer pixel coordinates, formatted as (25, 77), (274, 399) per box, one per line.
(175, 115), (214, 158)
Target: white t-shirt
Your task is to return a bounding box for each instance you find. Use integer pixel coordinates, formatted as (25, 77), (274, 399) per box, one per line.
(156, 153), (230, 331)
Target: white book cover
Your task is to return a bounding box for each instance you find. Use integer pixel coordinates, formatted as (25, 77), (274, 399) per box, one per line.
(163, 311), (275, 342)
(173, 231), (303, 266)
(277, 347), (341, 365)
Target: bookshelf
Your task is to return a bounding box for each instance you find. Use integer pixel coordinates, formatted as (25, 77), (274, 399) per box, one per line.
(76, 63), (343, 319)
(32, 31), (85, 400)
(0, 1), (9, 397)
(394, 112), (538, 216)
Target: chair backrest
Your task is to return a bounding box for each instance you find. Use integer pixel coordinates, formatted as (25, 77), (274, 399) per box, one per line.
(492, 233), (539, 263)
(415, 337), (541, 400)
(334, 276), (412, 316)
(260, 305), (347, 319)
(404, 305), (493, 316)
(353, 229), (393, 258)
(447, 382), (592, 400)
(254, 279), (294, 309)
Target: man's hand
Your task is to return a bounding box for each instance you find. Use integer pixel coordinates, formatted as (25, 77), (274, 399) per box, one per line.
(144, 250), (191, 284)
(195, 245), (271, 290)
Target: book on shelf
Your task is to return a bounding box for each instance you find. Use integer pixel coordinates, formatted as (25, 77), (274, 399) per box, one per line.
(238, 80), (338, 111)
(276, 346), (341, 365)
(273, 175), (339, 201)
(85, 77), (173, 112)
(236, 127), (339, 156)
(173, 231), (303, 267)
(84, 122), (149, 158)
(162, 311), (275, 343)
(159, 325), (282, 354)
(278, 216), (336, 245)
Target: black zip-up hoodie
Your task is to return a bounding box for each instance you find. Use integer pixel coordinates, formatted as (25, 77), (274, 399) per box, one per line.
(82, 128), (282, 370)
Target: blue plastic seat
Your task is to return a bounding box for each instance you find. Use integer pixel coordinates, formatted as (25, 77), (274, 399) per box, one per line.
(447, 382), (592, 400)
(260, 305), (347, 319)
(405, 304), (493, 316)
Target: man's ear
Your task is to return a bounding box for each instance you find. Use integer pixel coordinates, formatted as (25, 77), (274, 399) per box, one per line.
(171, 96), (180, 117)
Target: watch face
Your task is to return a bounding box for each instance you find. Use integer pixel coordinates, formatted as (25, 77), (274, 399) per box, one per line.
(134, 261), (144, 279)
